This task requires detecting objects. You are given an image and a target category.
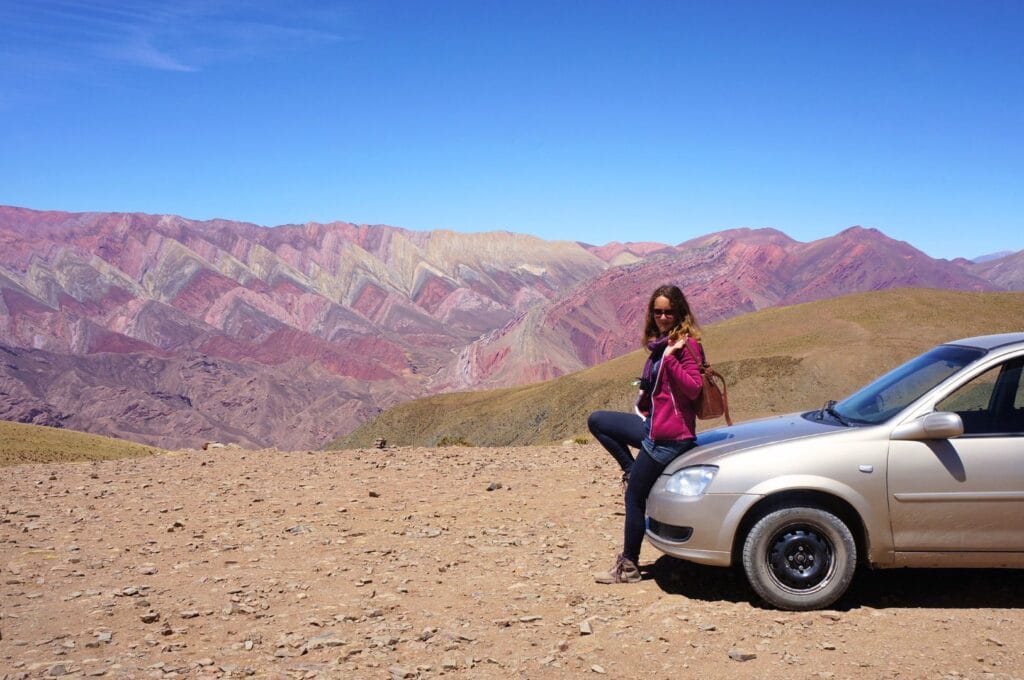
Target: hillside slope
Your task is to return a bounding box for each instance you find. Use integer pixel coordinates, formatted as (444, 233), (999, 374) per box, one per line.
(0, 206), (606, 442)
(0, 420), (161, 466)
(3, 205), (1021, 449)
(435, 227), (1002, 391)
(331, 288), (1024, 448)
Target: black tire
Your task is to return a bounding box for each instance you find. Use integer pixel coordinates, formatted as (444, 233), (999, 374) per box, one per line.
(741, 506), (857, 611)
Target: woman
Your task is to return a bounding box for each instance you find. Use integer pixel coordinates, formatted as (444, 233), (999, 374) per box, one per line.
(592, 284), (704, 584)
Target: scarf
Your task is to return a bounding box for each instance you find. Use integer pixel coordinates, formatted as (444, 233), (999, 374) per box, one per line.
(641, 336), (669, 385)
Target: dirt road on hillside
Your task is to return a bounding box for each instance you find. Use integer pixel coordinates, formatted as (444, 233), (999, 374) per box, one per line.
(2, 445), (1022, 679)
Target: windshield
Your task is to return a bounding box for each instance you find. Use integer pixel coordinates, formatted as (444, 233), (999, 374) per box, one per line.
(832, 345), (986, 425)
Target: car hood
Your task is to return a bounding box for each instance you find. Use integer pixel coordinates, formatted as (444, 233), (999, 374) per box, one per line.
(664, 412), (845, 474)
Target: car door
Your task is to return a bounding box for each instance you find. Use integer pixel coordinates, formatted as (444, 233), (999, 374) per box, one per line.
(888, 356), (1024, 552)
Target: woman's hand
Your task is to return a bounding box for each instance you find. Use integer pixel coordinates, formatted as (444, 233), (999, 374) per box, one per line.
(664, 335), (687, 355)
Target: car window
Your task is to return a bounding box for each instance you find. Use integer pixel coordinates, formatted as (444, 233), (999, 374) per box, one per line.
(937, 366), (999, 417)
(872, 362), (960, 418)
(835, 345), (984, 424)
(937, 358), (1024, 435)
(1017, 366), (1024, 410)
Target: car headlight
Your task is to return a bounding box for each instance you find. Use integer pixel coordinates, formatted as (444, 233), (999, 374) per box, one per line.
(664, 466), (718, 496)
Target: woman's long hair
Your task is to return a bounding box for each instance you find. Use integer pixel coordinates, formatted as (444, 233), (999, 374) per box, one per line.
(642, 284), (702, 346)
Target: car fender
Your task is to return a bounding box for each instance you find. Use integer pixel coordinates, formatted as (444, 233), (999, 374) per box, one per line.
(738, 473), (894, 565)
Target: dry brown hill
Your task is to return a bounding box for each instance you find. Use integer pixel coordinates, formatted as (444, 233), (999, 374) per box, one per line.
(0, 420), (162, 466)
(329, 288), (1024, 449)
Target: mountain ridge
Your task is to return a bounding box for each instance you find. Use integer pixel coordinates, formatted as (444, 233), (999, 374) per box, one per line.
(433, 225), (1001, 391)
(333, 288), (1024, 449)
(1, 205), (1021, 448)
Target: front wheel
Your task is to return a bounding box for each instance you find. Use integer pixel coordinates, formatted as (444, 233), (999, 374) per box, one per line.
(741, 506), (857, 611)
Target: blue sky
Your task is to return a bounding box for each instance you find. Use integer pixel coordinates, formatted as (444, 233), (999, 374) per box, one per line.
(1, 1), (1021, 260)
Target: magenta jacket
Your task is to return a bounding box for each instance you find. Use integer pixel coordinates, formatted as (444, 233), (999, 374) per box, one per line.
(635, 336), (704, 441)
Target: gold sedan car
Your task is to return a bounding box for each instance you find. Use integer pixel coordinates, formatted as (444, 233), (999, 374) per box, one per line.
(646, 332), (1024, 610)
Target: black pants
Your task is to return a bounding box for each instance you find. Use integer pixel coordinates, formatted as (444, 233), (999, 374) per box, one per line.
(623, 440), (695, 563)
(587, 410), (645, 474)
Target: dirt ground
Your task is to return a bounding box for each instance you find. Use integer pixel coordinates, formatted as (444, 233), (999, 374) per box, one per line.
(2, 444), (1022, 679)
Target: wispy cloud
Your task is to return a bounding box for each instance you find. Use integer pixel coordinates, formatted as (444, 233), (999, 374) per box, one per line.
(106, 38), (198, 73)
(0, 0), (350, 74)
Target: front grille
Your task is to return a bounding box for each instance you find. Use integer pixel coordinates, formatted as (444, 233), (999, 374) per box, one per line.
(647, 517), (693, 542)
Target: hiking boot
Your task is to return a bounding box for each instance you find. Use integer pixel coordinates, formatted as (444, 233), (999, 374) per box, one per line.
(594, 554), (641, 584)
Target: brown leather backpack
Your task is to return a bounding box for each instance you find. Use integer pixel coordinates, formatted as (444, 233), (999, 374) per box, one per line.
(684, 341), (733, 426)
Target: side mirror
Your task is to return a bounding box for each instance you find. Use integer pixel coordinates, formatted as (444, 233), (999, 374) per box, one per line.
(890, 411), (964, 441)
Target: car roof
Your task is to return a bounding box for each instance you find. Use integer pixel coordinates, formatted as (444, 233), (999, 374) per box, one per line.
(947, 332), (1024, 351)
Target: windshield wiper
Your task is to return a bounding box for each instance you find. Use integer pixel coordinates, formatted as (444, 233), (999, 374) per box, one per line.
(820, 399), (851, 426)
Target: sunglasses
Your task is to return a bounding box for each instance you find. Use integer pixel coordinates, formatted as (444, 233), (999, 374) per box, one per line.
(652, 309), (675, 317)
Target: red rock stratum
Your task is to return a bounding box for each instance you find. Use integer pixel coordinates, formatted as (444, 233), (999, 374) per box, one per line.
(1, 206), (1018, 448)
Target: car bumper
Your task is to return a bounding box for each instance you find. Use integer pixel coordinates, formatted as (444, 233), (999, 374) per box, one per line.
(645, 479), (761, 567)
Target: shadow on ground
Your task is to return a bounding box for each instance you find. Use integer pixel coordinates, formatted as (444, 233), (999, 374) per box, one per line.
(649, 555), (1024, 610)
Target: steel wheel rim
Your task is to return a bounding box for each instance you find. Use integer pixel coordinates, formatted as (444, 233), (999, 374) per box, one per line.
(765, 523), (836, 594)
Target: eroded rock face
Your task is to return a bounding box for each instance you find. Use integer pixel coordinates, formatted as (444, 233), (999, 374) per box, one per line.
(966, 249), (1024, 290)
(0, 206), (1018, 448)
(0, 207), (605, 371)
(0, 344), (382, 450)
(0, 207), (606, 447)
(439, 227), (1002, 390)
